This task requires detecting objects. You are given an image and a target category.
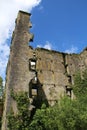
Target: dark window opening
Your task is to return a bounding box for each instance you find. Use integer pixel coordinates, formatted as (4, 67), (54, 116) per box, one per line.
(65, 86), (72, 98)
(67, 75), (72, 83)
(29, 76), (38, 98)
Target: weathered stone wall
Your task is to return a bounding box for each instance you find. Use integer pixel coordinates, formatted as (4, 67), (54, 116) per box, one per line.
(2, 10), (87, 130)
(34, 48), (87, 104)
(35, 49), (68, 104)
(1, 11), (35, 130)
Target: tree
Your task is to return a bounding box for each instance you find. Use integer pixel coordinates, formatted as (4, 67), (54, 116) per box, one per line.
(73, 69), (87, 129)
(7, 69), (87, 130)
(29, 69), (87, 130)
(0, 76), (3, 98)
(8, 92), (31, 130)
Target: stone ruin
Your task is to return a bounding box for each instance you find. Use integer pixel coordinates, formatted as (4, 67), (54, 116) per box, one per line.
(1, 10), (87, 130)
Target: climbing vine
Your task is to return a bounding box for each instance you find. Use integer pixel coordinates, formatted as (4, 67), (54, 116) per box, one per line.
(8, 91), (31, 130)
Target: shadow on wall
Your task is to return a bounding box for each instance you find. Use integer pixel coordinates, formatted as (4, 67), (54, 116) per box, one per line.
(29, 76), (48, 108)
(29, 75), (48, 118)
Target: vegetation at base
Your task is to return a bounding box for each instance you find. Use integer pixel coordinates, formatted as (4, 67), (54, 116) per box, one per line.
(8, 92), (31, 130)
(8, 69), (87, 130)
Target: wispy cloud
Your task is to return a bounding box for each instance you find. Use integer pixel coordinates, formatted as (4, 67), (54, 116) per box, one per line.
(0, 0), (41, 79)
(0, 43), (10, 79)
(65, 45), (78, 54)
(37, 41), (52, 50)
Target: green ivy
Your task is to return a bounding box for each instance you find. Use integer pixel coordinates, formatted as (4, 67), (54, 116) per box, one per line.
(8, 91), (31, 130)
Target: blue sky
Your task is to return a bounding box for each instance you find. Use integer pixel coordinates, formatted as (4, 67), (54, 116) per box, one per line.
(31, 0), (87, 53)
(0, 0), (87, 80)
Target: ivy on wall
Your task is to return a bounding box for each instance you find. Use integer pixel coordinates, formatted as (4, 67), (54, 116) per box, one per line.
(8, 91), (31, 130)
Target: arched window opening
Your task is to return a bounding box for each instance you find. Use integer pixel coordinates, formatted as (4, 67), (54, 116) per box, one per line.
(29, 76), (38, 98)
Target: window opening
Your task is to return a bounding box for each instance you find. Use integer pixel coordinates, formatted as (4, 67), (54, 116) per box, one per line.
(67, 75), (72, 83)
(65, 86), (72, 98)
(29, 59), (36, 71)
(29, 76), (38, 98)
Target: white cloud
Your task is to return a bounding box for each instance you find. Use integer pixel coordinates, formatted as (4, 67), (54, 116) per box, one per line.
(0, 0), (41, 79)
(37, 41), (52, 50)
(65, 45), (78, 54)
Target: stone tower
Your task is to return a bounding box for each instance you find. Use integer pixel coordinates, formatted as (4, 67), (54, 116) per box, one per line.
(1, 11), (34, 130)
(2, 10), (87, 130)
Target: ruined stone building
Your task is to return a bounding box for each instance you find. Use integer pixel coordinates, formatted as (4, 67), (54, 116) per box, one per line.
(1, 11), (87, 130)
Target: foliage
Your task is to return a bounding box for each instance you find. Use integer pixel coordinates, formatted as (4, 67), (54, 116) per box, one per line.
(29, 69), (87, 130)
(73, 69), (87, 100)
(8, 91), (31, 130)
(0, 76), (3, 97)
(8, 69), (87, 130)
(0, 77), (3, 87)
(29, 96), (87, 130)
(29, 98), (74, 130)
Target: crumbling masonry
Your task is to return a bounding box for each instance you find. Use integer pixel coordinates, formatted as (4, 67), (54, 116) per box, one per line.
(1, 11), (87, 130)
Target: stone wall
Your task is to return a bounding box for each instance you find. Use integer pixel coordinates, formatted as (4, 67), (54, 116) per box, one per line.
(1, 11), (34, 130)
